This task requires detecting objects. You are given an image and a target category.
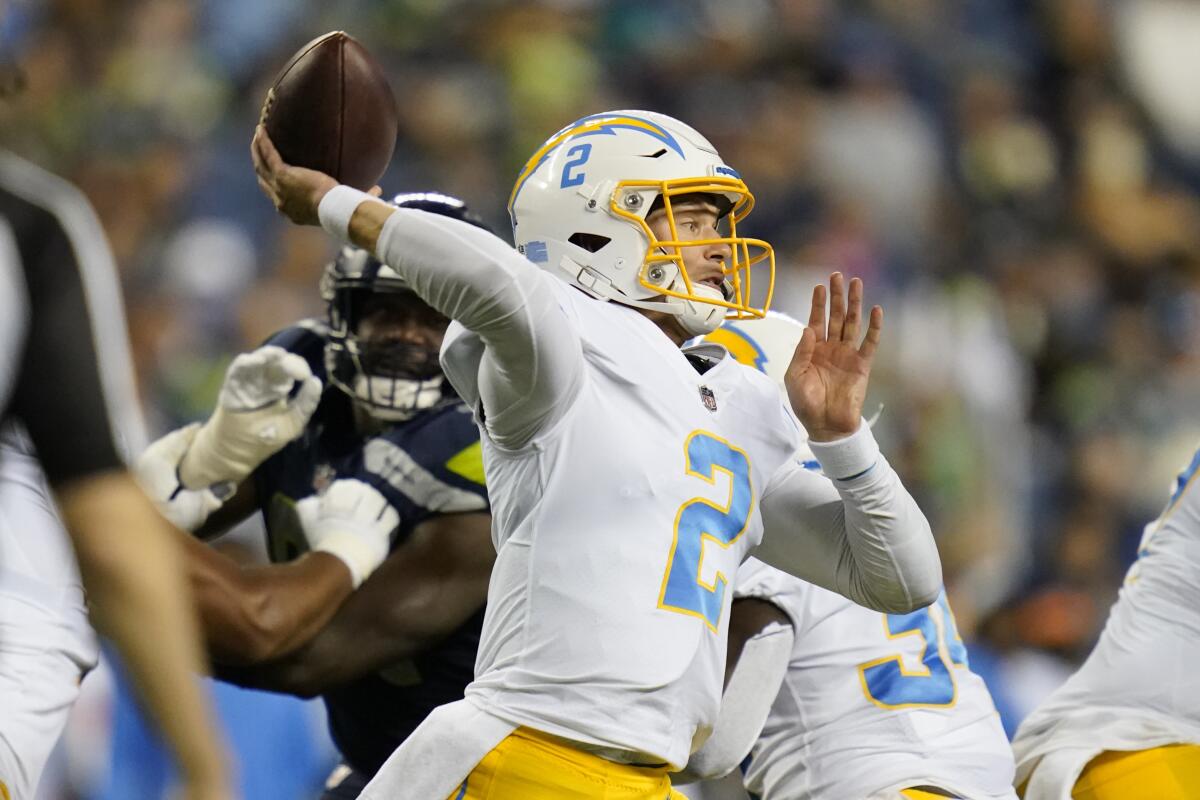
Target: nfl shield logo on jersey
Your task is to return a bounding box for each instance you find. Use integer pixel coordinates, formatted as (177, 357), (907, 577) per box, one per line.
(699, 385), (717, 412)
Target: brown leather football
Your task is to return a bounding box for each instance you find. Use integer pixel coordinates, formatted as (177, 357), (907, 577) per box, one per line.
(260, 31), (398, 190)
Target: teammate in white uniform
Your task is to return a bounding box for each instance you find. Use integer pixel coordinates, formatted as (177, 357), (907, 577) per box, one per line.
(1012, 446), (1200, 799)
(253, 109), (942, 799)
(678, 315), (1015, 800)
(708, 559), (1014, 800)
(0, 425), (98, 800)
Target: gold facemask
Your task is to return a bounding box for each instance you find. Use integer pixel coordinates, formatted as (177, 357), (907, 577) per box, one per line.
(611, 176), (775, 319)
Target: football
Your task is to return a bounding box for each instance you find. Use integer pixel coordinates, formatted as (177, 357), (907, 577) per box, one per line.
(260, 31), (398, 190)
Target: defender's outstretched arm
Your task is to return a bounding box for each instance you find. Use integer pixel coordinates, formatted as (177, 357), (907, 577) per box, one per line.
(180, 533), (356, 665)
(217, 512), (493, 696)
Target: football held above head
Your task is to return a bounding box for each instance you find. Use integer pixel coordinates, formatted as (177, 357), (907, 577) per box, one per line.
(253, 108), (940, 800)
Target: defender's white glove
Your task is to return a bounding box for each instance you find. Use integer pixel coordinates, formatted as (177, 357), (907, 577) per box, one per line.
(179, 346), (323, 489)
(296, 479), (398, 588)
(135, 424), (233, 532)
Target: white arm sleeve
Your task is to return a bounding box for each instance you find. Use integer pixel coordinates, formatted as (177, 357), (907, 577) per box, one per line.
(677, 621), (795, 782)
(374, 208), (583, 449)
(755, 423), (942, 613)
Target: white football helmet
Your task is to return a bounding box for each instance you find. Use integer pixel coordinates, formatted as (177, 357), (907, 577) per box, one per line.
(509, 110), (775, 335)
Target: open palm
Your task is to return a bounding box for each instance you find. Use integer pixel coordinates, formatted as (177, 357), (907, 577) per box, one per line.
(784, 272), (882, 442)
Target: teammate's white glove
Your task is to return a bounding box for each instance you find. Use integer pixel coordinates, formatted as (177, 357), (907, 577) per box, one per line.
(179, 345), (323, 489)
(135, 424), (234, 532)
(296, 479), (398, 588)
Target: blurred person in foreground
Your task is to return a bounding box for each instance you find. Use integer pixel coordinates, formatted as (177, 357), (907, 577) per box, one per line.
(0, 147), (232, 799)
(677, 315), (1015, 800)
(1012, 445), (1200, 799)
(135, 193), (494, 799)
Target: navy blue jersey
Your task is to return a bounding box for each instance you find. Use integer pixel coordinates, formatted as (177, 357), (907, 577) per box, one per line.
(253, 320), (488, 776)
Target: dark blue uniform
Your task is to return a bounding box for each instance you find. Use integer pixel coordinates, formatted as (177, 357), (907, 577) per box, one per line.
(251, 321), (488, 788)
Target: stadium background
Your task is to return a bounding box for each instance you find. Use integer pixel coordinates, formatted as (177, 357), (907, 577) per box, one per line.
(4, 0), (1200, 796)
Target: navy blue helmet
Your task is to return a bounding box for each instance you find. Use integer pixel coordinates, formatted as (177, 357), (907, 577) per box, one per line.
(321, 192), (492, 420)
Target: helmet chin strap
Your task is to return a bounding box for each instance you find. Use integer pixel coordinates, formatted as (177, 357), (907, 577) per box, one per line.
(669, 282), (727, 336)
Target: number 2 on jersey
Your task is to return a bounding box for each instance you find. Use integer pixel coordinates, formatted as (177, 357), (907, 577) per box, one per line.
(858, 593), (968, 709)
(658, 431), (754, 632)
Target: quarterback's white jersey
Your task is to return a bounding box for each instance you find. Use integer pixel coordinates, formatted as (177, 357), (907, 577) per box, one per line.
(737, 558), (1016, 799)
(343, 208), (938, 798)
(0, 423), (98, 798)
(1012, 446), (1200, 799)
(459, 280), (810, 768)
(448, 269), (936, 768)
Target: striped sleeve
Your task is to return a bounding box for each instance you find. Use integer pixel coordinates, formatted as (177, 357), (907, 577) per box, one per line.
(0, 152), (147, 484)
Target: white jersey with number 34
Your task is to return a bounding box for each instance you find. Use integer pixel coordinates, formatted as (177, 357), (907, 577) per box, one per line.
(736, 559), (1016, 799)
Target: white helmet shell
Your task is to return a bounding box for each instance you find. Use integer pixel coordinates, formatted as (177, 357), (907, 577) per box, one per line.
(510, 110), (775, 334)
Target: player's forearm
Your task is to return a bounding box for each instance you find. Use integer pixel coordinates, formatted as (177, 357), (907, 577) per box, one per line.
(837, 461), (941, 611)
(223, 513), (493, 695)
(221, 589), (464, 696)
(185, 535), (354, 665)
(222, 571), (485, 695)
(341, 195), (544, 333)
(217, 622), (437, 697)
(758, 426), (941, 613)
(57, 471), (230, 789)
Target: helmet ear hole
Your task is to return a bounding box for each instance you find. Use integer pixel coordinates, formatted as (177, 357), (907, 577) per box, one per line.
(568, 232), (612, 253)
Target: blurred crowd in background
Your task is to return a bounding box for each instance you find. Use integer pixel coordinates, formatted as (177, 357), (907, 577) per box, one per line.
(5, 0), (1200, 796)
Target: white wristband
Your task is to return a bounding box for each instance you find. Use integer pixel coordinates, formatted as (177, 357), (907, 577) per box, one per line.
(807, 419), (880, 480)
(317, 185), (373, 242)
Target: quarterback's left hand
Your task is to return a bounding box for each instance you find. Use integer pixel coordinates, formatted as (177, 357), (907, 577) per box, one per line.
(135, 425), (233, 532)
(784, 272), (882, 442)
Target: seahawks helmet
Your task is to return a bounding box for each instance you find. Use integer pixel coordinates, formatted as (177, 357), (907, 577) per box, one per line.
(321, 192), (493, 420)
